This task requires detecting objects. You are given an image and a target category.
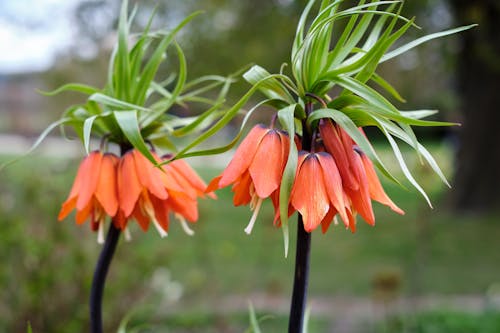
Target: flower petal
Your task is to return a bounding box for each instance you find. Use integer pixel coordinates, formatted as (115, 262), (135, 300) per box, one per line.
(232, 171), (253, 206)
(317, 152), (349, 226)
(359, 152), (404, 215)
(118, 152), (143, 217)
(219, 124), (268, 187)
(320, 120), (358, 190)
(133, 150), (168, 200)
(95, 153), (119, 216)
(76, 151), (102, 210)
(249, 130), (284, 198)
(347, 151), (375, 225)
(291, 153), (330, 232)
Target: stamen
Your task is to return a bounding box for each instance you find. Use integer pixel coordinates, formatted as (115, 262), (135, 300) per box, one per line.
(124, 227), (132, 241)
(152, 217), (168, 238)
(244, 198), (263, 235)
(176, 214), (194, 236)
(97, 220), (105, 244)
(143, 200), (168, 238)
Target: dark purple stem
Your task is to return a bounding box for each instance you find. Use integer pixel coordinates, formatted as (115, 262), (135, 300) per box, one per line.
(288, 102), (313, 333)
(90, 224), (121, 333)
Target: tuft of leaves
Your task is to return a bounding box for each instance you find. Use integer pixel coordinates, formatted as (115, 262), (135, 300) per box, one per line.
(34, 0), (238, 165)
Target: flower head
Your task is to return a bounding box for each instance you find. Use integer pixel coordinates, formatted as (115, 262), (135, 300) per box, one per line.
(59, 149), (211, 241)
(117, 150), (209, 237)
(58, 151), (119, 243)
(320, 120), (404, 230)
(290, 151), (352, 233)
(207, 124), (291, 233)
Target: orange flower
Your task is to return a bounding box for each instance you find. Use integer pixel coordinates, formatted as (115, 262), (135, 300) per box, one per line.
(58, 151), (119, 243)
(207, 124), (290, 233)
(320, 119), (404, 229)
(116, 150), (209, 237)
(290, 151), (352, 233)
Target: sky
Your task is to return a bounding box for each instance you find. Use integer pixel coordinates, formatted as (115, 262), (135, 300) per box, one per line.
(0, 0), (81, 74)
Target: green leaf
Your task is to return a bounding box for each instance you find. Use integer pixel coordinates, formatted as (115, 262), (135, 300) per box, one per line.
(133, 11), (201, 105)
(381, 24), (477, 63)
(174, 98), (271, 159)
(278, 104), (299, 258)
(113, 110), (156, 164)
(89, 93), (150, 112)
(37, 83), (98, 96)
(247, 302), (262, 333)
(141, 40), (187, 127)
(83, 115), (98, 154)
(383, 127), (432, 207)
(0, 117), (73, 171)
(370, 72), (406, 102)
(243, 65), (295, 103)
(173, 74), (290, 158)
(375, 116), (450, 187)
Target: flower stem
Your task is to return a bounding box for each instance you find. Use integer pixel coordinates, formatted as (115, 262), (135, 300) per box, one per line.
(89, 220), (121, 333)
(288, 103), (313, 333)
(288, 214), (311, 333)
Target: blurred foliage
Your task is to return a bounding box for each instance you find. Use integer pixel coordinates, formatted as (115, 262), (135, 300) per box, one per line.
(379, 310), (500, 333)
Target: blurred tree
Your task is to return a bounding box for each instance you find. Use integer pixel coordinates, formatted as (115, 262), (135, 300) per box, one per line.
(449, 0), (500, 213)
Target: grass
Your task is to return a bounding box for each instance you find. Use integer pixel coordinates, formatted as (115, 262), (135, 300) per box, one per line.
(1, 142), (499, 332)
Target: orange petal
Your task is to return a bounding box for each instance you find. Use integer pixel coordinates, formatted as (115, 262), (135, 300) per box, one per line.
(359, 152), (404, 215)
(132, 206), (150, 231)
(163, 164), (197, 199)
(317, 152), (349, 226)
(61, 154), (89, 208)
(319, 120), (358, 190)
(169, 159), (211, 197)
(219, 124), (268, 188)
(347, 151), (375, 225)
(58, 197), (77, 221)
(76, 151), (103, 210)
(291, 153), (330, 232)
(232, 171), (253, 206)
(206, 175), (222, 193)
(320, 206), (337, 234)
(249, 130), (283, 198)
(118, 152), (143, 217)
(133, 150), (168, 200)
(150, 195), (170, 231)
(95, 153), (119, 217)
(167, 192), (198, 222)
(75, 200), (93, 225)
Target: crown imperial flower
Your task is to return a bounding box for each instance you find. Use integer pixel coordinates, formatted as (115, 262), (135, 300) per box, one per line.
(207, 124), (291, 233)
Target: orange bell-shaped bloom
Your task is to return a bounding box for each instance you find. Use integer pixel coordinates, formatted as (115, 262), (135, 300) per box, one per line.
(320, 119), (404, 227)
(290, 151), (351, 233)
(117, 150), (209, 237)
(207, 124), (291, 233)
(58, 151), (119, 243)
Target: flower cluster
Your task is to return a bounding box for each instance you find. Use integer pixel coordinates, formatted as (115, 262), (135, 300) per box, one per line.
(58, 150), (212, 242)
(209, 121), (404, 234)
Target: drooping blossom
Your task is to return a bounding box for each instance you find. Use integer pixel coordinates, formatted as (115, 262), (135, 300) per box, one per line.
(319, 119), (404, 229)
(116, 150), (211, 238)
(290, 151), (353, 233)
(59, 149), (211, 241)
(207, 124), (291, 233)
(58, 151), (119, 243)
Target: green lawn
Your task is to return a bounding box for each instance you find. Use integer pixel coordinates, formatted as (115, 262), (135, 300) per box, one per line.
(1, 144), (499, 332)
